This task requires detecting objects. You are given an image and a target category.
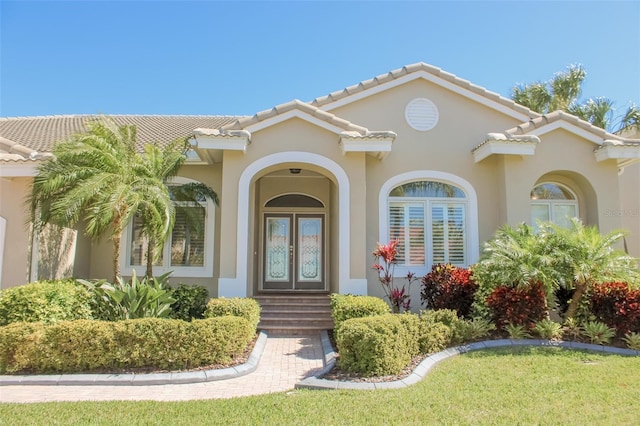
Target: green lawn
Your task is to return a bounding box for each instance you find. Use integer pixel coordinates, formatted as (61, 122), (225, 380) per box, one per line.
(2, 347), (639, 425)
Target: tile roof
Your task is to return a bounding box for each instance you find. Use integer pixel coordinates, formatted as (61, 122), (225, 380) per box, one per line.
(0, 115), (244, 156)
(219, 99), (371, 134)
(310, 62), (539, 118)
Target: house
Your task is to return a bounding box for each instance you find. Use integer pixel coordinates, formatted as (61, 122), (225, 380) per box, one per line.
(1, 63), (639, 305)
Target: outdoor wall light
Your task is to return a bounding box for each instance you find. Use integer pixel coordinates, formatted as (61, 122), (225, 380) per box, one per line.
(289, 168), (302, 174)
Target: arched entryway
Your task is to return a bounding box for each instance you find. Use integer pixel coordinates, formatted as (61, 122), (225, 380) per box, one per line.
(218, 151), (363, 298)
(257, 171), (329, 292)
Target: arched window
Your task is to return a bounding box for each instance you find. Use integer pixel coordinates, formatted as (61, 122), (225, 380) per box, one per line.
(389, 180), (467, 268)
(531, 183), (578, 230)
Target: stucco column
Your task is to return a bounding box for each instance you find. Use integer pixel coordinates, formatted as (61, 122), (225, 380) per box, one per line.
(342, 153), (368, 295)
(217, 151), (246, 298)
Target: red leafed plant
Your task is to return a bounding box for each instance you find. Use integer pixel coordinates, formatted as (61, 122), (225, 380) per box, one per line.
(485, 282), (547, 330)
(589, 282), (640, 335)
(420, 263), (478, 318)
(372, 240), (417, 313)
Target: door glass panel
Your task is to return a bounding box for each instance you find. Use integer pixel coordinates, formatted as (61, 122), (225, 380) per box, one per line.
(265, 217), (290, 281)
(298, 218), (322, 282)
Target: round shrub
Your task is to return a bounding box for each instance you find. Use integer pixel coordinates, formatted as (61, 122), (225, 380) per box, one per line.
(420, 308), (465, 345)
(421, 264), (478, 318)
(588, 282), (640, 335)
(400, 312), (454, 354)
(169, 284), (209, 321)
(330, 294), (390, 332)
(205, 297), (261, 331)
(336, 314), (412, 377)
(0, 316), (254, 374)
(485, 282), (547, 330)
(417, 321), (452, 355)
(0, 280), (93, 326)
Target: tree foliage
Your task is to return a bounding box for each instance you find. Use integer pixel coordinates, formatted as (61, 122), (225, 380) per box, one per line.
(473, 219), (639, 320)
(512, 65), (640, 133)
(27, 117), (218, 280)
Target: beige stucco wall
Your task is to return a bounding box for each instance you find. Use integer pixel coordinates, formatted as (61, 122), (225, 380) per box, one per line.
(323, 77), (631, 302)
(329, 78), (528, 300)
(619, 162), (640, 258)
(0, 177), (33, 288)
(216, 118), (368, 296)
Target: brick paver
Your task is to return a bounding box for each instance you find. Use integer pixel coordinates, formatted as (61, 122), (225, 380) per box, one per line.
(0, 334), (324, 403)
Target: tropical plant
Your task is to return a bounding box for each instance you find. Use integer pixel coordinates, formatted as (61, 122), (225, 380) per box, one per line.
(511, 64), (640, 133)
(485, 283), (548, 330)
(533, 319), (563, 340)
(459, 318), (495, 341)
(551, 218), (639, 320)
(588, 281), (640, 335)
(582, 321), (616, 345)
(563, 317), (583, 342)
(372, 240), (417, 313)
(137, 144), (218, 277)
(28, 118), (174, 281)
(505, 323), (530, 340)
(169, 284), (209, 321)
(420, 264), (478, 318)
(622, 332), (640, 350)
(472, 222), (572, 317)
(80, 271), (175, 320)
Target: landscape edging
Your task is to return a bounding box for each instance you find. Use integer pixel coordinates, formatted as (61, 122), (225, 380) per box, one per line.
(0, 331), (268, 386)
(295, 338), (640, 391)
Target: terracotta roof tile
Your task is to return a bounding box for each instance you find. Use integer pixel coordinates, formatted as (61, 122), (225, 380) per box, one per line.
(219, 99), (371, 135)
(0, 115), (243, 155)
(310, 62), (538, 118)
(506, 111), (620, 141)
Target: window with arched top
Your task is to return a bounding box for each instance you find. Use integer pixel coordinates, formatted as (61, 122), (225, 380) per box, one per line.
(389, 180), (467, 268)
(531, 183), (579, 230)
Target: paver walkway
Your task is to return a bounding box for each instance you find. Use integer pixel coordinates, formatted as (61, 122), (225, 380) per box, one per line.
(0, 334), (325, 403)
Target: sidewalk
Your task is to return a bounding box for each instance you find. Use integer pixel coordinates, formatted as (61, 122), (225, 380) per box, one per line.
(0, 333), (325, 403)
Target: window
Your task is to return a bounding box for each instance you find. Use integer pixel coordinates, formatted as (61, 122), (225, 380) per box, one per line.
(388, 181), (467, 269)
(531, 183), (578, 230)
(121, 179), (214, 277)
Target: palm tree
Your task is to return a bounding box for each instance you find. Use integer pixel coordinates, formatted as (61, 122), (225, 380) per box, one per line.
(138, 142), (219, 277)
(28, 118), (174, 282)
(551, 218), (639, 319)
(512, 65), (585, 114)
(512, 65), (640, 133)
(472, 222), (572, 316)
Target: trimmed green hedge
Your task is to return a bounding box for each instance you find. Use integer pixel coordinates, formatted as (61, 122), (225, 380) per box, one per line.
(0, 317), (254, 374)
(336, 314), (412, 376)
(335, 311), (463, 376)
(330, 294), (390, 332)
(0, 280), (93, 326)
(205, 297), (261, 331)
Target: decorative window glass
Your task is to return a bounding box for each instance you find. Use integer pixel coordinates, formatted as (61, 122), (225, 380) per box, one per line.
(530, 183), (578, 230)
(389, 180), (467, 268)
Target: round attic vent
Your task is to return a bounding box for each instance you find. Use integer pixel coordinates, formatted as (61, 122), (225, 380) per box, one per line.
(405, 98), (439, 131)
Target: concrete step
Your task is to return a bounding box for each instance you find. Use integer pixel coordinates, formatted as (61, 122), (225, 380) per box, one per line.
(255, 293), (334, 333)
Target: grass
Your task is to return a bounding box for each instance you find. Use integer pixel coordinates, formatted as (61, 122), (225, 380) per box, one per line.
(1, 346), (639, 425)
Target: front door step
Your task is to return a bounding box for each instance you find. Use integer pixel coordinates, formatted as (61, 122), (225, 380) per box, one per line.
(254, 294), (333, 335)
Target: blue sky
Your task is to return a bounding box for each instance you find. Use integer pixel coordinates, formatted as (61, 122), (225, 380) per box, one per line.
(1, 1), (639, 118)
